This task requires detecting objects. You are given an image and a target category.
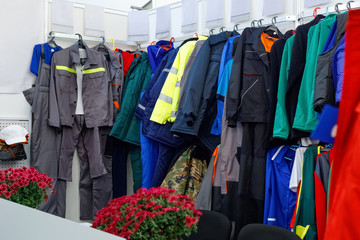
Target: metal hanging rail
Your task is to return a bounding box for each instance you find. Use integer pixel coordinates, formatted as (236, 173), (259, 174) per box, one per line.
(232, 15), (297, 33)
(48, 32), (139, 47)
(298, 1), (360, 19)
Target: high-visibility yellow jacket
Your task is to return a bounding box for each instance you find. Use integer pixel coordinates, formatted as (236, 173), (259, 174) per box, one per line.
(150, 36), (207, 124)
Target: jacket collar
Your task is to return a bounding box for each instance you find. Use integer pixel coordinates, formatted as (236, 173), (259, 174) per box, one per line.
(247, 26), (282, 69)
(92, 44), (122, 70)
(127, 52), (148, 76)
(208, 30), (240, 46)
(336, 13), (348, 42)
(69, 42), (97, 69)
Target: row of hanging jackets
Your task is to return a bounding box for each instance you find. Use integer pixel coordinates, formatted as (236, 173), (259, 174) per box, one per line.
(109, 31), (243, 200)
(194, 12), (348, 240)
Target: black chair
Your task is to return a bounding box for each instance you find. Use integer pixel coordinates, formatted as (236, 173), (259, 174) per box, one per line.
(237, 224), (301, 240)
(183, 210), (231, 240)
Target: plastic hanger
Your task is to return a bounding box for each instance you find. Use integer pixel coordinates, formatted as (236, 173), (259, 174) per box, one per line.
(335, 3), (343, 14)
(109, 37), (115, 50)
(132, 44), (142, 56)
(75, 33), (85, 49)
(48, 31), (59, 48)
(347, 1), (354, 10)
(313, 7), (321, 17)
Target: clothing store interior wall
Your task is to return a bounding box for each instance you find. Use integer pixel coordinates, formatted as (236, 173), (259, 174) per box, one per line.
(0, 0), (351, 223)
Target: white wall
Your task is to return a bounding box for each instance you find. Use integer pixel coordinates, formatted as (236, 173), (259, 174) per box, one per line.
(0, 0), (356, 224)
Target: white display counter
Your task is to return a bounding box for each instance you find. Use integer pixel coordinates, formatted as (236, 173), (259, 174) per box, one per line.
(0, 199), (124, 240)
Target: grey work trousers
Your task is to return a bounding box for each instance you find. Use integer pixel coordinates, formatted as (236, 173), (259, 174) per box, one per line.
(58, 115), (107, 181)
(58, 115), (109, 220)
(78, 126), (113, 220)
(23, 60), (66, 217)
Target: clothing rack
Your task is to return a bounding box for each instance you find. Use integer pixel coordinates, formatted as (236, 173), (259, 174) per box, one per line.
(48, 32), (140, 48)
(298, 1), (360, 19)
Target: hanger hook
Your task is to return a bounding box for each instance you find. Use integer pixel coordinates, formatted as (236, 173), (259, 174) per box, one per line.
(313, 7), (321, 17)
(347, 1), (354, 10)
(298, 11), (304, 23)
(258, 19), (264, 27)
(251, 20), (258, 28)
(75, 33), (83, 41)
(335, 3), (343, 13)
(219, 27), (225, 33)
(209, 29), (214, 35)
(325, 6), (330, 15)
(234, 24), (239, 31)
(48, 31), (54, 38)
(101, 36), (105, 44)
(271, 16), (278, 25)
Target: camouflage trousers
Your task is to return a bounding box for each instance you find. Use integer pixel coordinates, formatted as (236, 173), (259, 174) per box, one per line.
(161, 145), (208, 201)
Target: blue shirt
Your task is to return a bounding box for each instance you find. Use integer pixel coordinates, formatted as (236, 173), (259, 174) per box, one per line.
(30, 43), (61, 76)
(264, 145), (298, 230)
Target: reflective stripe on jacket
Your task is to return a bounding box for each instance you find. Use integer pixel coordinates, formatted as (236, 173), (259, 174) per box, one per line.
(150, 38), (203, 124)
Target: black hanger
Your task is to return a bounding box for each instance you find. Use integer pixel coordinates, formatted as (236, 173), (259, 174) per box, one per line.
(251, 20), (258, 28)
(271, 16), (278, 26)
(132, 44), (142, 56)
(257, 19), (264, 27)
(335, 3), (343, 14)
(98, 36), (107, 50)
(76, 33), (85, 49)
(48, 31), (59, 48)
(347, 1), (354, 10)
(97, 36), (110, 60)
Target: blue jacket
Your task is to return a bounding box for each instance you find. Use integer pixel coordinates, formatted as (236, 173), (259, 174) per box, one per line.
(211, 59), (234, 135)
(211, 36), (238, 135)
(147, 40), (174, 73)
(136, 47), (187, 148)
(333, 36), (345, 103)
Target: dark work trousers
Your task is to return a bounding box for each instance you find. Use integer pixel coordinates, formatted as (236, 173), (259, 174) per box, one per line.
(23, 55), (66, 217)
(151, 143), (180, 188)
(111, 138), (127, 198)
(236, 122), (268, 234)
(112, 139), (142, 197)
(58, 115), (107, 181)
(78, 127), (112, 220)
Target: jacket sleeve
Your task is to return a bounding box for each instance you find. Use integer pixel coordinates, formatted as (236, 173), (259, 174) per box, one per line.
(135, 53), (167, 120)
(105, 57), (114, 127)
(181, 40), (211, 125)
(150, 51), (181, 124)
(111, 51), (124, 116)
(48, 56), (61, 129)
(226, 35), (245, 127)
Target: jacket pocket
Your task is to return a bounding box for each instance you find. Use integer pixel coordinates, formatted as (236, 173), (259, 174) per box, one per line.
(86, 71), (106, 90)
(243, 51), (263, 76)
(239, 75), (268, 117)
(57, 70), (72, 93)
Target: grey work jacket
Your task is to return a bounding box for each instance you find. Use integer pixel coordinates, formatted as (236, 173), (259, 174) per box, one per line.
(93, 44), (124, 121)
(49, 42), (113, 128)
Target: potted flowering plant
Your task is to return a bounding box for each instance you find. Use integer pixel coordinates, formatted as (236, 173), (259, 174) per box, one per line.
(92, 187), (202, 240)
(0, 166), (54, 208)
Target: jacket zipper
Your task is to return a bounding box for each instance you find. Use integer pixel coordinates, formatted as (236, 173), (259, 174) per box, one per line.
(237, 79), (259, 110)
